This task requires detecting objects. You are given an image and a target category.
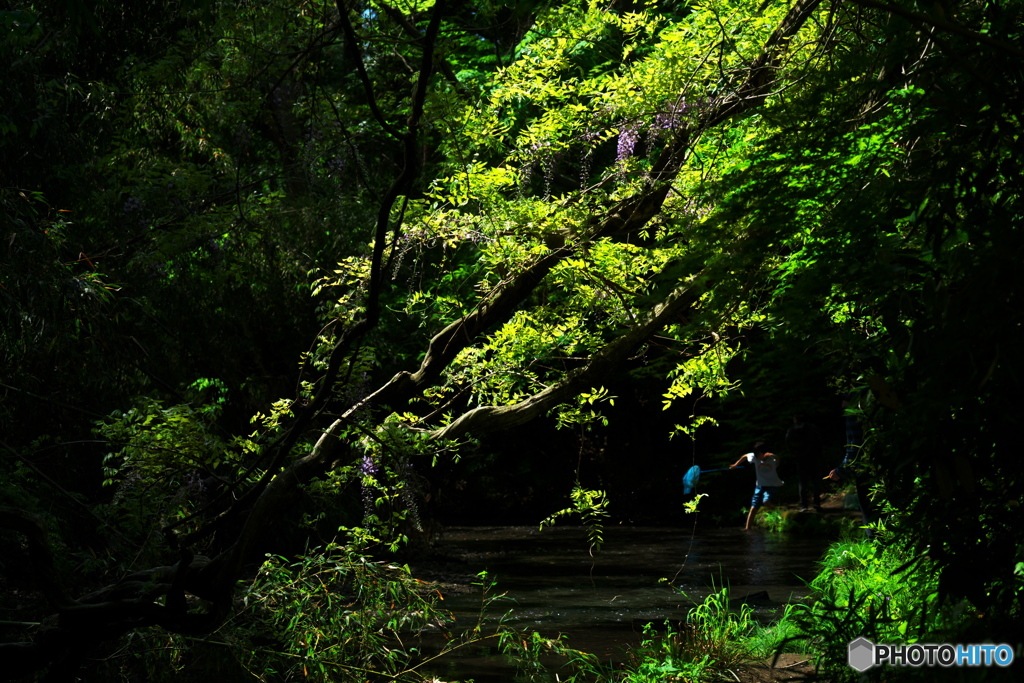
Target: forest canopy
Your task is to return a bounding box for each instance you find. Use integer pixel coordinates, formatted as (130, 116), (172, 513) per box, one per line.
(2, 0), (1022, 679)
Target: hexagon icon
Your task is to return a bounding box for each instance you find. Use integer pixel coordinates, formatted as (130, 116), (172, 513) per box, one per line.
(848, 637), (875, 672)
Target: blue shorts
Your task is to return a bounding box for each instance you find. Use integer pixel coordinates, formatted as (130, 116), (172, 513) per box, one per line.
(751, 485), (780, 508)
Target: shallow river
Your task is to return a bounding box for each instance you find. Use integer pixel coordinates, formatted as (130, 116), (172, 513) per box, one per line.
(416, 524), (829, 680)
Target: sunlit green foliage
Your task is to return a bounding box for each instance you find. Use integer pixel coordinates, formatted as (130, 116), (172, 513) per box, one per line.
(539, 484), (610, 552)
(788, 532), (983, 681)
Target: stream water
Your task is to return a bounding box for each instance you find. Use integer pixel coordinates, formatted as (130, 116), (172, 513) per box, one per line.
(415, 524), (830, 681)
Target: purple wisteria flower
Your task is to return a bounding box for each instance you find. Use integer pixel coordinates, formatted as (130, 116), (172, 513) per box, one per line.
(653, 98), (690, 134)
(360, 453), (380, 518)
(617, 123), (640, 161)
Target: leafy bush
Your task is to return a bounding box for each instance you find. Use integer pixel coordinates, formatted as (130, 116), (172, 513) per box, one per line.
(233, 543), (449, 680)
(785, 533), (984, 681)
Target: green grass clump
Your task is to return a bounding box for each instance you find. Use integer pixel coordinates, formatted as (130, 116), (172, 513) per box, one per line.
(618, 585), (800, 682)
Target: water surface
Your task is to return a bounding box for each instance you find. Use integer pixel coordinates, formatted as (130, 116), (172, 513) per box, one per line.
(415, 524), (828, 680)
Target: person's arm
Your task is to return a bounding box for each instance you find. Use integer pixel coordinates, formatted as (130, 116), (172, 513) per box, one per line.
(827, 451), (854, 481)
(730, 454), (748, 469)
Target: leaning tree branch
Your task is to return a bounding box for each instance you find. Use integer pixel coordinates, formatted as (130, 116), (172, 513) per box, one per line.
(430, 276), (705, 441)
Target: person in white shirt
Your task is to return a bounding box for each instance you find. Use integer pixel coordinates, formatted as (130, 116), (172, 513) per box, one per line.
(730, 441), (784, 530)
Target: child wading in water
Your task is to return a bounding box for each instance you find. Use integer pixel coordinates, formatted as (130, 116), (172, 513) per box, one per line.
(730, 442), (783, 530)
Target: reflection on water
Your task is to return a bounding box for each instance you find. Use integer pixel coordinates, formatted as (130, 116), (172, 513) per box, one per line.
(415, 525), (828, 680)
